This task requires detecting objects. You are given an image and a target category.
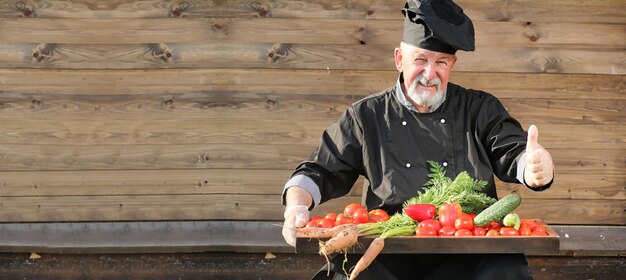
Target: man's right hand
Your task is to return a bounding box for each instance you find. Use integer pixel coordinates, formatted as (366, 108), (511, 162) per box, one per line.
(282, 205), (310, 247)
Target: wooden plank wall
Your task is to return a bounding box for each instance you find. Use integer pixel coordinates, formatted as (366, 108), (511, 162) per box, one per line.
(0, 0), (624, 225)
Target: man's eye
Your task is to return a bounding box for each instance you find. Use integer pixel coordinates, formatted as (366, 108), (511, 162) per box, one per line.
(415, 58), (427, 63)
(436, 61), (448, 66)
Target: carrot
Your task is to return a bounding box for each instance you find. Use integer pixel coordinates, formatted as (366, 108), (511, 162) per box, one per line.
(297, 224), (358, 239)
(349, 237), (385, 280)
(318, 228), (359, 256)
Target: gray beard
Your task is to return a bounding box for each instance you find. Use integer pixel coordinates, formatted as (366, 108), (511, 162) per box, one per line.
(406, 76), (444, 109)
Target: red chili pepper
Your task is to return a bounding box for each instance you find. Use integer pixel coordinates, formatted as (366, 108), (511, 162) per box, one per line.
(403, 203), (437, 222)
(438, 202), (462, 228)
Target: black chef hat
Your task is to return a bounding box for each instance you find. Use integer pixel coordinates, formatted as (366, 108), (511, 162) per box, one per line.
(402, 0), (475, 54)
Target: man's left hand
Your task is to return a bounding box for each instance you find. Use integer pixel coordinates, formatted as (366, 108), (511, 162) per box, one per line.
(524, 125), (554, 188)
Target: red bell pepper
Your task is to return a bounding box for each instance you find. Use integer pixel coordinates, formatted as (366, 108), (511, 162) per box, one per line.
(438, 202), (462, 228)
(404, 203), (437, 222)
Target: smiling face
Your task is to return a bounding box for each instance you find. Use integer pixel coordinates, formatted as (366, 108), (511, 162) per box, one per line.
(394, 42), (457, 112)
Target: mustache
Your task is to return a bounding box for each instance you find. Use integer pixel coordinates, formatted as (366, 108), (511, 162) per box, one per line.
(417, 75), (441, 87)
(409, 75), (442, 92)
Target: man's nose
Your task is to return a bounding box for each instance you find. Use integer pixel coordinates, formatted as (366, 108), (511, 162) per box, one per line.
(422, 63), (436, 80)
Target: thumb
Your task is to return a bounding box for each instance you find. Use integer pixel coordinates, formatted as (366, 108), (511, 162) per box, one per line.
(526, 125), (539, 153)
(294, 211), (309, 228)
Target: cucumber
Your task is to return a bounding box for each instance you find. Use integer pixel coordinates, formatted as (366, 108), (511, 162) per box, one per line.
(473, 193), (522, 227)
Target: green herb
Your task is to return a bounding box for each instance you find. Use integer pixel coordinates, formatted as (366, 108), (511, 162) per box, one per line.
(403, 161), (496, 214)
(358, 213), (416, 238)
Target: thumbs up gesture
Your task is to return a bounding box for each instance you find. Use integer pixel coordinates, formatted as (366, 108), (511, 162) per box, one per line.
(524, 125), (554, 188)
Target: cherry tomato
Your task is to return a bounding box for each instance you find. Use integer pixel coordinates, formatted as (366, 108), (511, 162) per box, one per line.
(368, 209), (390, 222)
(317, 218), (335, 229)
(438, 226), (456, 236)
(454, 215), (474, 231)
(499, 227), (519, 236)
(472, 226), (486, 236)
(305, 220), (318, 228)
(344, 203), (366, 217)
(418, 219), (441, 232)
(335, 214), (353, 226)
(352, 208), (370, 224)
(485, 229), (500, 236)
(415, 226), (438, 237)
(454, 229), (473, 237)
(324, 212), (337, 221)
(309, 215), (323, 221)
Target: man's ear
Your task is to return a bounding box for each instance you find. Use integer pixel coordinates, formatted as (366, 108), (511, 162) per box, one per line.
(394, 47), (403, 72)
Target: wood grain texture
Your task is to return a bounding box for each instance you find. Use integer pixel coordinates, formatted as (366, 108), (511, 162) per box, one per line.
(0, 69), (623, 98)
(1, 118), (623, 149)
(0, 170), (622, 201)
(0, 144), (623, 176)
(0, 0), (624, 23)
(0, 194), (623, 224)
(0, 42), (623, 74)
(1, 19), (623, 46)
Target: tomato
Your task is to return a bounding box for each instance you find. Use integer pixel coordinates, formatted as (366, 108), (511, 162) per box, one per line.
(309, 215), (323, 221)
(368, 209), (390, 222)
(305, 220), (318, 228)
(324, 213), (337, 221)
(317, 218), (335, 229)
(454, 229), (473, 237)
(486, 221), (502, 232)
(499, 227), (519, 236)
(438, 226), (456, 236)
(485, 229), (500, 236)
(415, 226), (438, 237)
(454, 215), (474, 231)
(531, 226), (547, 236)
(521, 220), (539, 231)
(439, 203), (462, 228)
(418, 219), (441, 232)
(518, 224), (532, 236)
(335, 214), (353, 225)
(344, 203), (366, 217)
(352, 208), (370, 224)
(404, 204), (437, 222)
(472, 226), (486, 236)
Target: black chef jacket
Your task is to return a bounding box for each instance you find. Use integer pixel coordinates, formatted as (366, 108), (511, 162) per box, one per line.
(291, 82), (530, 214)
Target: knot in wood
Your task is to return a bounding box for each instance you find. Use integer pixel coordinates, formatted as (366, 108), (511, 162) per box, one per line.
(32, 43), (55, 63)
(170, 1), (190, 17)
(31, 98), (42, 108)
(198, 152), (210, 163)
(162, 98), (174, 108)
(366, 10), (374, 16)
(266, 43), (290, 63)
(15, 1), (33, 17)
(149, 43), (174, 62)
(250, 1), (270, 17)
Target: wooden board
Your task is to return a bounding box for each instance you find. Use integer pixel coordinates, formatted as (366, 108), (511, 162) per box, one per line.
(0, 0), (624, 24)
(295, 220), (560, 255)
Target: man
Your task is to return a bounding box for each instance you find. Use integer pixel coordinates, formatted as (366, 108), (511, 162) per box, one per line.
(281, 0), (554, 279)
